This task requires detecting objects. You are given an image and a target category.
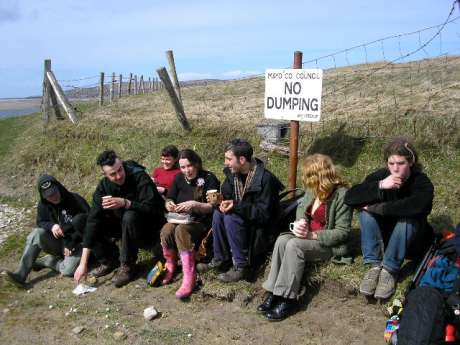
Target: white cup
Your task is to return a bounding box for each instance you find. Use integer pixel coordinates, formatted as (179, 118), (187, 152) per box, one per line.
(289, 219), (307, 233)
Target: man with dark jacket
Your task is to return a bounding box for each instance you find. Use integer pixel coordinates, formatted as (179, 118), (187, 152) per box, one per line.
(74, 150), (164, 288)
(5, 175), (89, 286)
(199, 139), (284, 282)
(344, 138), (434, 299)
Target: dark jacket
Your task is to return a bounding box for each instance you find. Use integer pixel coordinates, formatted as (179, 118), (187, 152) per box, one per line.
(221, 158), (284, 262)
(83, 160), (165, 248)
(344, 168), (434, 219)
(221, 158), (285, 227)
(36, 174), (90, 250)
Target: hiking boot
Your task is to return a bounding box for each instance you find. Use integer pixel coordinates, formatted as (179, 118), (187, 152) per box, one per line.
(112, 264), (135, 288)
(91, 261), (119, 278)
(218, 265), (249, 283)
(374, 268), (397, 300)
(3, 270), (26, 288)
(359, 266), (381, 296)
(196, 258), (230, 273)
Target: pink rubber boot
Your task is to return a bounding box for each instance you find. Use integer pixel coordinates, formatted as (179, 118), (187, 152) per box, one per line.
(162, 247), (178, 285)
(175, 250), (196, 299)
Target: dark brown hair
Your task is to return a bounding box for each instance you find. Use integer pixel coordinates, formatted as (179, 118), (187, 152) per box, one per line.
(383, 137), (422, 171)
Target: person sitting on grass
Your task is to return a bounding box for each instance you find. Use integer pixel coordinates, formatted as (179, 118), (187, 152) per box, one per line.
(197, 139), (284, 283)
(258, 154), (353, 321)
(4, 175), (89, 287)
(160, 149), (220, 299)
(344, 137), (434, 300)
(151, 145), (181, 197)
(73, 150), (165, 288)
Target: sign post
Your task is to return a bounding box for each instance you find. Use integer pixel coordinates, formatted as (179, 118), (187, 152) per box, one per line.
(264, 51), (323, 196)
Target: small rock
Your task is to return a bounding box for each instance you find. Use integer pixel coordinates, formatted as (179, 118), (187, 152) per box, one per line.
(48, 305), (53, 309)
(113, 331), (127, 340)
(3, 308), (10, 314)
(188, 333), (192, 338)
(65, 312), (70, 317)
(72, 326), (85, 335)
(143, 306), (158, 321)
(87, 276), (97, 285)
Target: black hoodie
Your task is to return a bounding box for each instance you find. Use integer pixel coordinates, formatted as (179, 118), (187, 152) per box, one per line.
(36, 175), (90, 250)
(83, 160), (165, 248)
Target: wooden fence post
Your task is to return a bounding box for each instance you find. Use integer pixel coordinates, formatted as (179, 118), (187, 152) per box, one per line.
(46, 71), (78, 124)
(148, 77), (152, 93)
(140, 75), (145, 94)
(128, 73), (132, 95)
(118, 74), (122, 98)
(110, 72), (115, 102)
(166, 50), (182, 101)
(99, 72), (104, 106)
(134, 75), (138, 95)
(42, 59), (52, 126)
(157, 67), (191, 131)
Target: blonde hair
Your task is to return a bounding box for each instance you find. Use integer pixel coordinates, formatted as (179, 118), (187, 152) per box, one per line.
(301, 154), (349, 201)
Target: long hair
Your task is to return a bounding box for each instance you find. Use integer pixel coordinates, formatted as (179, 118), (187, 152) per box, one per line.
(178, 149), (203, 172)
(301, 154), (349, 201)
(383, 137), (422, 172)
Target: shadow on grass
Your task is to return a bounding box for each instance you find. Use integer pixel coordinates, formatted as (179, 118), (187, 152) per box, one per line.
(307, 124), (366, 167)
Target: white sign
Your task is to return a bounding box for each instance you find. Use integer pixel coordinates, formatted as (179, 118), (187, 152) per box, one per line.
(264, 68), (323, 122)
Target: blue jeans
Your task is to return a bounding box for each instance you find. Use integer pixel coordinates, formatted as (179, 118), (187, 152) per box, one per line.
(359, 211), (419, 273)
(212, 210), (249, 268)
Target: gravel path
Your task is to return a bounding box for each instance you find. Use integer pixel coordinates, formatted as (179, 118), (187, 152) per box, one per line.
(0, 204), (31, 246)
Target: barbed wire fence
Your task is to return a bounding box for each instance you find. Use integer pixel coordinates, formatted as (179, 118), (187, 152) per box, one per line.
(260, 1), (460, 151)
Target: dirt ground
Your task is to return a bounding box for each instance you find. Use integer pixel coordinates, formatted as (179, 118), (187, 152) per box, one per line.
(0, 206), (388, 345)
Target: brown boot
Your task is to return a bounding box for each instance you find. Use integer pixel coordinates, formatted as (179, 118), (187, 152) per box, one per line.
(112, 263), (135, 288)
(91, 260), (119, 278)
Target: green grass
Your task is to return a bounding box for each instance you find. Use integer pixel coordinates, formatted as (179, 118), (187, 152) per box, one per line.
(0, 57), (458, 306)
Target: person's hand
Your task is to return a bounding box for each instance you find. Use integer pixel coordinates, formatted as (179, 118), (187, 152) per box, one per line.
(379, 175), (404, 190)
(165, 200), (176, 212)
(305, 231), (318, 240)
(74, 263), (87, 283)
(63, 247), (72, 256)
(175, 200), (196, 213)
(292, 221), (309, 239)
(51, 224), (64, 239)
(219, 200), (234, 214)
(157, 186), (166, 194)
(102, 196), (126, 210)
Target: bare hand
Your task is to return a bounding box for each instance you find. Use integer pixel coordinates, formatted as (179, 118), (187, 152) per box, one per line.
(51, 224), (64, 239)
(74, 263), (87, 283)
(165, 200), (177, 212)
(102, 196), (125, 210)
(174, 200), (196, 213)
(380, 175), (404, 190)
(157, 186), (166, 194)
(292, 222), (309, 239)
(64, 247), (72, 256)
(219, 200), (234, 213)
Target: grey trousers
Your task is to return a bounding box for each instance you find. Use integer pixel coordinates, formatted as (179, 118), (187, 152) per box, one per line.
(15, 227), (81, 281)
(262, 232), (332, 299)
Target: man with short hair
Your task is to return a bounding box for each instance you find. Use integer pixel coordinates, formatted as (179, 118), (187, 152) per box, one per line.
(74, 150), (164, 288)
(5, 175), (89, 286)
(200, 139), (284, 282)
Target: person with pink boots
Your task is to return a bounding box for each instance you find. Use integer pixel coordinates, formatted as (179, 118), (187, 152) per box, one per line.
(160, 149), (220, 298)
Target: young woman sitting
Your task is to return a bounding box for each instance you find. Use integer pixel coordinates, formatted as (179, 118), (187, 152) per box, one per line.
(259, 154), (353, 321)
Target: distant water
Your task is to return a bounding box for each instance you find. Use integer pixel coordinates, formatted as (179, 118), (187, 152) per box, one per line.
(0, 98), (41, 119)
(0, 107), (41, 119)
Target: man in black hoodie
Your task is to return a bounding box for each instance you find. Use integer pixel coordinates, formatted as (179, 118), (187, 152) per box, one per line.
(344, 137), (434, 300)
(5, 175), (89, 286)
(198, 139), (284, 282)
(74, 150), (164, 288)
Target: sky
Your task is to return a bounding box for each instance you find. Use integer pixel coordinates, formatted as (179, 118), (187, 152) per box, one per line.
(0, 0), (459, 98)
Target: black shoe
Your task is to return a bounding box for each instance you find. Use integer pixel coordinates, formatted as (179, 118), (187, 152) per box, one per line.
(257, 293), (277, 313)
(3, 271), (26, 288)
(265, 298), (295, 321)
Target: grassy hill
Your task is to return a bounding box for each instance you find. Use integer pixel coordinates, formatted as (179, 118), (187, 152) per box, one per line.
(0, 56), (458, 344)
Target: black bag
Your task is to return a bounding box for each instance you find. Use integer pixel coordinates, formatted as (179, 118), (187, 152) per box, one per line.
(398, 286), (446, 345)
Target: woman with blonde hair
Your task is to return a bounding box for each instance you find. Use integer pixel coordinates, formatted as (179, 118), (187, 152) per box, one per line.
(259, 154), (353, 321)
